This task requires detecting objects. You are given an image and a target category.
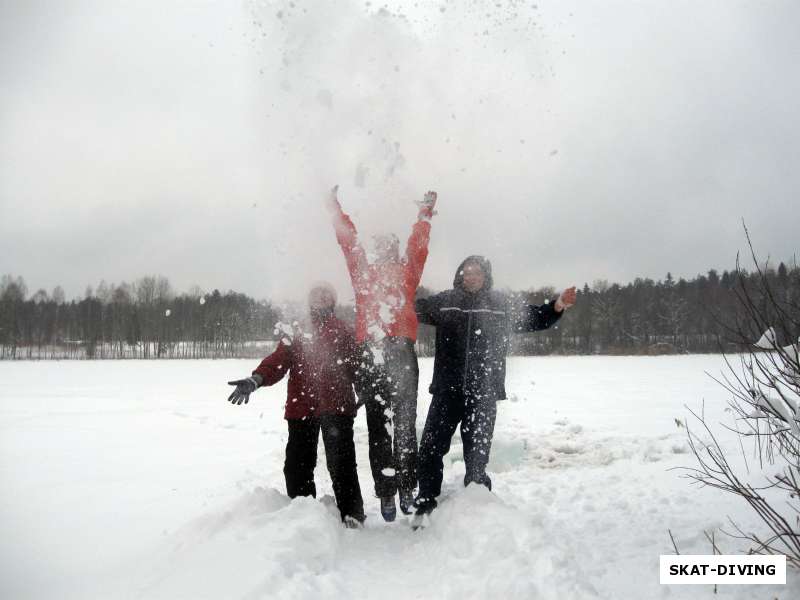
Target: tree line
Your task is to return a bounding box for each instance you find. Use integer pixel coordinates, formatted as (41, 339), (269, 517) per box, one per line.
(1, 262), (798, 360)
(416, 263), (799, 356)
(0, 275), (280, 359)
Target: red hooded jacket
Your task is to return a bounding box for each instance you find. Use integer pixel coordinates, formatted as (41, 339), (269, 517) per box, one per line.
(330, 199), (431, 343)
(252, 315), (360, 420)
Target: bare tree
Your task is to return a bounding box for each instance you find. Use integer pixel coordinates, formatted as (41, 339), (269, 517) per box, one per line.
(0, 275), (28, 358)
(51, 286), (65, 305)
(659, 291), (689, 350)
(682, 231), (800, 568)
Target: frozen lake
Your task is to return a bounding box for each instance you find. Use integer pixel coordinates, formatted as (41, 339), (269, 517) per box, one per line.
(0, 355), (794, 599)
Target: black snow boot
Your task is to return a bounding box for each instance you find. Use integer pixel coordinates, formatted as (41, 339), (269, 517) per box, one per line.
(413, 496), (437, 516)
(380, 495), (397, 522)
(410, 497), (437, 531)
(399, 489), (414, 515)
(344, 515), (365, 529)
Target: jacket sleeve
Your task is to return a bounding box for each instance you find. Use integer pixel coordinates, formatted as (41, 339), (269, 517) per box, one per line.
(252, 341), (293, 386)
(512, 298), (563, 333)
(415, 290), (447, 327)
(329, 196), (368, 288)
(403, 218), (431, 290)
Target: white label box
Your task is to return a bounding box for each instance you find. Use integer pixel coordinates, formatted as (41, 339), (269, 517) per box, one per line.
(660, 555), (786, 585)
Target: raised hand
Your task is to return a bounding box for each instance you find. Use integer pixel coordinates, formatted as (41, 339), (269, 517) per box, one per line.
(416, 190), (437, 208)
(416, 190), (437, 218)
(555, 286), (577, 312)
(325, 184), (340, 213)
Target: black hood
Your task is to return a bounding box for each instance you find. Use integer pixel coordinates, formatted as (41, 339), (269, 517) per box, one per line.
(453, 255), (493, 292)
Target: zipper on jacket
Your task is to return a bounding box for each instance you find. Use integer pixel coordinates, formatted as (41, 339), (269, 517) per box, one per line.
(462, 306), (473, 393)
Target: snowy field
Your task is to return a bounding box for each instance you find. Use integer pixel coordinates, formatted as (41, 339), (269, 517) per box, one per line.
(0, 356), (795, 599)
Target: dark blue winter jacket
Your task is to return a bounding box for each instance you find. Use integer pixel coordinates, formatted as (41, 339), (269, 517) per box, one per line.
(415, 256), (561, 400)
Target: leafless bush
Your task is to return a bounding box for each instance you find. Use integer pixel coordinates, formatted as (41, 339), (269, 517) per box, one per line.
(682, 229), (800, 568)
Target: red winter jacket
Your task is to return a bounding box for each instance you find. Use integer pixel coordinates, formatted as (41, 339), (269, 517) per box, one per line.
(330, 198), (431, 343)
(252, 315), (360, 420)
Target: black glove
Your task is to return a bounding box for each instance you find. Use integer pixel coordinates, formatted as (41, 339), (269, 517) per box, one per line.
(227, 375), (262, 405)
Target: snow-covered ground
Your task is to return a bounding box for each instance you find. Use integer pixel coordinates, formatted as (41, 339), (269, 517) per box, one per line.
(0, 356), (795, 599)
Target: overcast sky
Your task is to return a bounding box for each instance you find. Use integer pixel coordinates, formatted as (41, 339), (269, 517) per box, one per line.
(1, 0), (798, 303)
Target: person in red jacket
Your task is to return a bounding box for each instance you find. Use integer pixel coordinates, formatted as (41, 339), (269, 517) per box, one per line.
(226, 283), (366, 527)
(326, 185), (436, 521)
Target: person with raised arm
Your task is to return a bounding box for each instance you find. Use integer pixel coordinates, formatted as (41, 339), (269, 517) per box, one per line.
(326, 185), (437, 521)
(411, 255), (577, 528)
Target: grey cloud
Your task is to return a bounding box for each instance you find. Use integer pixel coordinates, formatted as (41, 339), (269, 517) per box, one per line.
(1, 0), (798, 302)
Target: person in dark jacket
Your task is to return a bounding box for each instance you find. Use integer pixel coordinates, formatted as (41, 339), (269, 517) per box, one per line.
(226, 283), (366, 527)
(413, 256), (576, 518)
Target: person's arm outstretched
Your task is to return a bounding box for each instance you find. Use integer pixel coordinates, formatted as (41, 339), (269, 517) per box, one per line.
(512, 286), (576, 333)
(252, 340), (293, 385)
(415, 289), (448, 327)
(326, 185), (368, 287)
(404, 190), (437, 289)
(227, 340), (293, 405)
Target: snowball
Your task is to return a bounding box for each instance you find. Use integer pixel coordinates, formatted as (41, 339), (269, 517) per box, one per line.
(371, 346), (385, 365)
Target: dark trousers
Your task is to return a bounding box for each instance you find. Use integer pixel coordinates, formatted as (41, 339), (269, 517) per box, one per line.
(356, 337), (419, 497)
(284, 415), (365, 522)
(416, 392), (498, 503)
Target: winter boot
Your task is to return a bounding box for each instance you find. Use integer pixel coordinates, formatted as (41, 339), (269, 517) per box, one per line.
(412, 496), (437, 516)
(399, 489), (414, 515)
(410, 497), (436, 531)
(343, 515), (365, 530)
(380, 495), (396, 522)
